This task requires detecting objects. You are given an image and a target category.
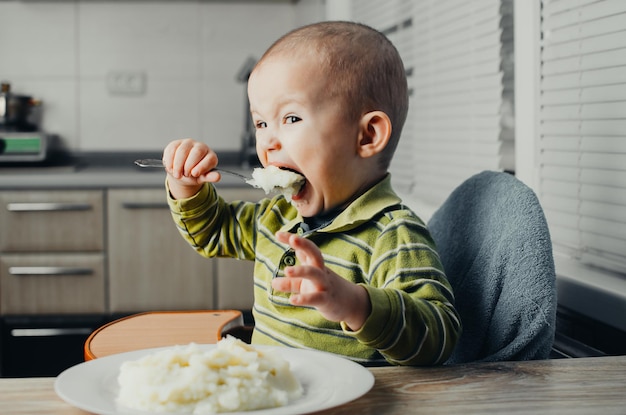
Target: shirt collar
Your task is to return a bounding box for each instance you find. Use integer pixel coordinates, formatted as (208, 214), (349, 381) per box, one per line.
(280, 174), (401, 234)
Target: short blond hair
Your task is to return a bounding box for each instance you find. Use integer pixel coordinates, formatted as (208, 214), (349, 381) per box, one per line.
(256, 21), (408, 169)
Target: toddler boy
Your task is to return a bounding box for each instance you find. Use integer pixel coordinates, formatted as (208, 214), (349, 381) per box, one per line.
(163, 21), (460, 365)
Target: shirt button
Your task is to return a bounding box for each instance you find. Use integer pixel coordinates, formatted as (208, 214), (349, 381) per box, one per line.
(284, 255), (296, 266)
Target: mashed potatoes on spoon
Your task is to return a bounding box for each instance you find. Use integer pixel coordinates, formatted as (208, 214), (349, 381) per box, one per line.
(246, 165), (305, 202)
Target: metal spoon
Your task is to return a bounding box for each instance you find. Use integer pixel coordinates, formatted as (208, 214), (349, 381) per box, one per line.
(134, 158), (250, 181)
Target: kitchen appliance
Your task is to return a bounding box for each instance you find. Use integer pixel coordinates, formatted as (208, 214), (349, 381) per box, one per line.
(0, 132), (48, 162)
(0, 315), (107, 377)
(0, 82), (41, 132)
(0, 82), (48, 163)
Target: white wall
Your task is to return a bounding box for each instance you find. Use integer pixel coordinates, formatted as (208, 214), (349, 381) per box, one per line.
(325, 0), (351, 21)
(0, 1), (324, 153)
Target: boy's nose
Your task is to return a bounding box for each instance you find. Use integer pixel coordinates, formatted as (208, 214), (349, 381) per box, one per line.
(257, 131), (281, 153)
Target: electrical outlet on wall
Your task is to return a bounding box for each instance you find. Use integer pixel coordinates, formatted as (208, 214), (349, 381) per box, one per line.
(106, 71), (147, 95)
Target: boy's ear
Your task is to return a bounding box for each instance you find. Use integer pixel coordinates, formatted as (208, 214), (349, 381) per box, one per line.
(357, 111), (392, 158)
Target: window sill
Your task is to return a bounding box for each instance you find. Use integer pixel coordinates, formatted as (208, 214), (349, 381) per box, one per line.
(555, 254), (626, 332)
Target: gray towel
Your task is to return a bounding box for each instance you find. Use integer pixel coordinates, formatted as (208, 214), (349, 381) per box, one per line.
(428, 171), (557, 364)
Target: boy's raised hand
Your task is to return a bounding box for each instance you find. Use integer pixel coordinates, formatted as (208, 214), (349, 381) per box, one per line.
(272, 232), (371, 331)
(163, 138), (223, 199)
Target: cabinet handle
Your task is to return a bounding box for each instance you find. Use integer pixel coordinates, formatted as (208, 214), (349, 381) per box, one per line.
(7, 202), (93, 212)
(122, 202), (169, 209)
(10, 328), (94, 337)
(8, 266), (94, 276)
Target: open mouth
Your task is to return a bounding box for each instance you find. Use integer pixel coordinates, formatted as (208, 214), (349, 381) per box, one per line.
(278, 166), (307, 199)
(246, 165), (306, 201)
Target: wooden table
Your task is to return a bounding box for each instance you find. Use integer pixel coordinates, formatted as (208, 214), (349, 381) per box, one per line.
(1, 355), (625, 414)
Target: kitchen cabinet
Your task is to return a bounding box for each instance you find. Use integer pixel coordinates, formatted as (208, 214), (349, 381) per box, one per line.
(0, 185), (262, 315)
(107, 188), (213, 312)
(107, 187), (262, 313)
(0, 190), (106, 376)
(0, 254), (105, 315)
(216, 258), (255, 310)
(0, 182), (263, 377)
(0, 190), (104, 253)
(0, 190), (106, 315)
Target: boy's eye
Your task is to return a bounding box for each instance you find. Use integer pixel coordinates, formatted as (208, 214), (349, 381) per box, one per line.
(255, 121), (267, 129)
(284, 115), (301, 124)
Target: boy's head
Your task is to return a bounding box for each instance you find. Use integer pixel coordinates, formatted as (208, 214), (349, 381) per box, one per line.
(257, 21), (408, 169)
(248, 21), (408, 217)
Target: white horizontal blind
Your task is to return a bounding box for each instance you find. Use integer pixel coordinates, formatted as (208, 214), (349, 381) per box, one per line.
(353, 0), (509, 208)
(540, 0), (626, 275)
(500, 0), (515, 170)
(352, 0), (417, 194)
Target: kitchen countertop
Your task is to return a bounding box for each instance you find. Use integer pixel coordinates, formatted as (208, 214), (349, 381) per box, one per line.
(0, 152), (254, 190)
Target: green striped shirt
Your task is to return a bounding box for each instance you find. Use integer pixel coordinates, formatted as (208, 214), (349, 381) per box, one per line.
(167, 175), (461, 365)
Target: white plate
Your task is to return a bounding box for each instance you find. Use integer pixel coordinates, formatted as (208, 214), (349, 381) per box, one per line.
(55, 345), (375, 415)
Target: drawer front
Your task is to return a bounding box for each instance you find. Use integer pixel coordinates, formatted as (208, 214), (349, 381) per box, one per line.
(0, 190), (104, 252)
(0, 254), (106, 314)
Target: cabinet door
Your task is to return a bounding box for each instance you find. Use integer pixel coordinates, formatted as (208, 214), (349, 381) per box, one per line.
(107, 189), (216, 313)
(0, 190), (104, 252)
(0, 254), (106, 314)
(216, 258), (254, 310)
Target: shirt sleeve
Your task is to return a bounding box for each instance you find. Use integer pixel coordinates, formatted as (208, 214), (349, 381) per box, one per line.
(345, 218), (461, 366)
(166, 181), (258, 261)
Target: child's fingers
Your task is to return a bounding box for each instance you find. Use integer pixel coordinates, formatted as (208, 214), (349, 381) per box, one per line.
(284, 264), (325, 285)
(197, 170), (222, 183)
(163, 138), (219, 179)
(271, 269), (327, 308)
(289, 291), (326, 307)
(272, 264), (326, 292)
(275, 232), (324, 268)
(271, 274), (303, 293)
(275, 231), (292, 245)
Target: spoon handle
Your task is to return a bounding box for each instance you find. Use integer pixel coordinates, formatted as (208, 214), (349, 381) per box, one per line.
(134, 158), (166, 168)
(134, 159), (249, 180)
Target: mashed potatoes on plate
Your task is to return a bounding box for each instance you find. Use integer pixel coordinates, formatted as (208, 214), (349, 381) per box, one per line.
(116, 337), (303, 414)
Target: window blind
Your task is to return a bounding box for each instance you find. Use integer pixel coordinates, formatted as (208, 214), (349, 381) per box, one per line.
(351, 0), (417, 195)
(352, 0), (510, 209)
(540, 0), (626, 275)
